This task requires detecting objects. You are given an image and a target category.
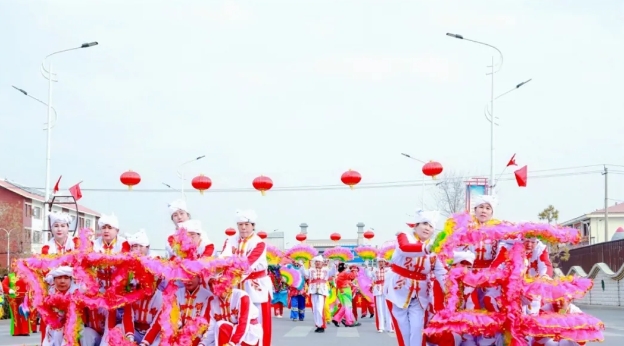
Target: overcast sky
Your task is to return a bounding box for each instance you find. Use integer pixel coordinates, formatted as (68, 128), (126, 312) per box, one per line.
(1, 1), (623, 250)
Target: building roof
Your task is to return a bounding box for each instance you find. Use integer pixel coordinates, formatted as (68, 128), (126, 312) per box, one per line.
(590, 203), (624, 215)
(306, 239), (358, 247)
(0, 179), (100, 216)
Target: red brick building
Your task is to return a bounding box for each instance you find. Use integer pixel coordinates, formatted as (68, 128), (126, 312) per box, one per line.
(0, 179), (100, 269)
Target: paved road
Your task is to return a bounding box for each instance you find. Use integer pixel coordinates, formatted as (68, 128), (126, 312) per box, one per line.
(0, 305), (620, 345)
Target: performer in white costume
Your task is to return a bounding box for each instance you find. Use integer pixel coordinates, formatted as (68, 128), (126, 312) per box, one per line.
(175, 275), (212, 346)
(304, 255), (330, 333)
(168, 220), (215, 259)
(42, 266), (100, 346)
(42, 212), (76, 255)
(93, 213), (130, 346)
(117, 231), (163, 346)
(368, 257), (393, 333)
(385, 210), (447, 346)
(220, 210), (272, 346)
(201, 269), (263, 346)
(533, 300), (586, 346)
(165, 199), (192, 258)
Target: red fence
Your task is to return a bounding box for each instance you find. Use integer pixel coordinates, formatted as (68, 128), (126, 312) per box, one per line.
(559, 238), (624, 274)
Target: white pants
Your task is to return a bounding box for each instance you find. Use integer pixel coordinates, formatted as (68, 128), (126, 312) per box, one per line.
(388, 299), (425, 346)
(461, 334), (501, 346)
(374, 295), (393, 332)
(534, 338), (580, 346)
(43, 326), (101, 346)
(310, 294), (326, 328)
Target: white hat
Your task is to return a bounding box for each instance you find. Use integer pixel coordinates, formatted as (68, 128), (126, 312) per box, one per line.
(178, 220), (203, 235)
(126, 229), (150, 247)
(473, 195), (498, 210)
(312, 255), (323, 262)
(168, 199), (189, 216)
(49, 212), (72, 226)
(235, 209), (258, 224)
(98, 213), (119, 229)
(45, 266), (74, 284)
(453, 251), (476, 265)
(413, 210), (440, 229)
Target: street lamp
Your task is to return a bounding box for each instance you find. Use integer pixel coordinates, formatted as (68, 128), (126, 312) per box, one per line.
(11, 86), (59, 130)
(484, 79), (532, 126)
(1, 228), (13, 268)
(401, 153), (428, 208)
(177, 155), (206, 200)
(446, 33), (503, 195)
(40, 41), (99, 231)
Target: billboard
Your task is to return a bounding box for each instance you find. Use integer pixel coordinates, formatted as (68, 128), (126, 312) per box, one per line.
(340, 245), (365, 264)
(465, 178), (488, 211)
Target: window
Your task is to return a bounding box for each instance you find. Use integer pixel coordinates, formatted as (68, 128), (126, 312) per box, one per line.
(24, 204), (32, 218)
(33, 231), (41, 244)
(33, 207), (42, 219)
(79, 217), (85, 228)
(85, 219), (92, 228)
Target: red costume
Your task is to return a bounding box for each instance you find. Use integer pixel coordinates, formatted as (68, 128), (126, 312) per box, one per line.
(2, 275), (32, 336)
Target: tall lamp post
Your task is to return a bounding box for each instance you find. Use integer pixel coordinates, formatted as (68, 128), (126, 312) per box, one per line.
(11, 86), (59, 130)
(1, 228), (13, 268)
(446, 33), (503, 195)
(177, 155), (206, 200)
(40, 42), (99, 230)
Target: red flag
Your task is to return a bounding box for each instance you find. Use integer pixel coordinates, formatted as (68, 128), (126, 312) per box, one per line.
(514, 165), (528, 187)
(69, 182), (83, 201)
(53, 176), (62, 194)
(506, 154), (517, 167)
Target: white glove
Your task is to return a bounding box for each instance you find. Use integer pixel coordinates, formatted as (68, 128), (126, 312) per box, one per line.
(8, 289), (15, 295)
(126, 335), (135, 342)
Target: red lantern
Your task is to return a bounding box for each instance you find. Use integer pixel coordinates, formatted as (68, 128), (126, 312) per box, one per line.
(422, 161), (443, 180)
(120, 170), (141, 190)
(341, 169), (362, 190)
(252, 175), (273, 196)
(330, 232), (341, 242)
(225, 228), (236, 236)
(191, 174), (212, 195)
(363, 230), (374, 240)
(296, 233), (307, 242)
(257, 231), (267, 239)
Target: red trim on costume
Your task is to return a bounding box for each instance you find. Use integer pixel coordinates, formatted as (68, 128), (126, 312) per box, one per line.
(202, 243), (215, 257)
(122, 305), (134, 336)
(386, 300), (405, 346)
(142, 311), (162, 345)
(261, 294), (272, 346)
(121, 241), (131, 253)
(539, 248), (553, 277)
(390, 264), (427, 280)
(230, 295), (251, 344)
(490, 246), (508, 269)
(397, 233), (426, 253)
(246, 241), (266, 266)
(41, 245), (50, 255)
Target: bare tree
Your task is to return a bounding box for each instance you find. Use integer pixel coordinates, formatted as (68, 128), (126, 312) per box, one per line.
(537, 205), (570, 269)
(432, 171), (466, 217)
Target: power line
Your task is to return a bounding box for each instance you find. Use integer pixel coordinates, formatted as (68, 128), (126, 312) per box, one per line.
(18, 167), (608, 194)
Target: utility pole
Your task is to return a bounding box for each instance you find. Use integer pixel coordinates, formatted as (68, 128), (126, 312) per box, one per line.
(603, 165), (609, 243)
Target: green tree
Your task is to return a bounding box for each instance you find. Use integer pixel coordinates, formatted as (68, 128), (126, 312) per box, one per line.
(537, 205), (569, 269)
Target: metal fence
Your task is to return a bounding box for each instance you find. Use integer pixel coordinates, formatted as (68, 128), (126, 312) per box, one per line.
(559, 238), (624, 274)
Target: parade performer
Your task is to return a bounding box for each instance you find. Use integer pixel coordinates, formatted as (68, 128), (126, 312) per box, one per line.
(168, 220), (215, 259)
(42, 211), (76, 255)
(220, 209), (272, 346)
(165, 199), (192, 259)
(201, 267), (263, 346)
(304, 255), (330, 333)
(92, 213), (130, 345)
(2, 272), (31, 336)
(268, 265), (288, 318)
(324, 259), (338, 324)
(42, 266), (101, 346)
(368, 257), (393, 333)
(331, 263), (360, 327)
(288, 260), (306, 322)
(533, 299), (587, 346)
(385, 210), (447, 346)
(175, 275), (212, 346)
(350, 265), (373, 320)
(40, 211), (76, 341)
(118, 231), (163, 346)
(456, 195), (504, 346)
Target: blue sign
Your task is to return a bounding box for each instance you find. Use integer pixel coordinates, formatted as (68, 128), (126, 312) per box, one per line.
(341, 245), (364, 264)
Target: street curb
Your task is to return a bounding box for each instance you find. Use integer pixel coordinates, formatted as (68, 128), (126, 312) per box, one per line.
(576, 304), (624, 310)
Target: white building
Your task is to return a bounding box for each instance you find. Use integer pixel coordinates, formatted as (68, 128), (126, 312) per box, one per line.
(560, 203), (624, 247)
